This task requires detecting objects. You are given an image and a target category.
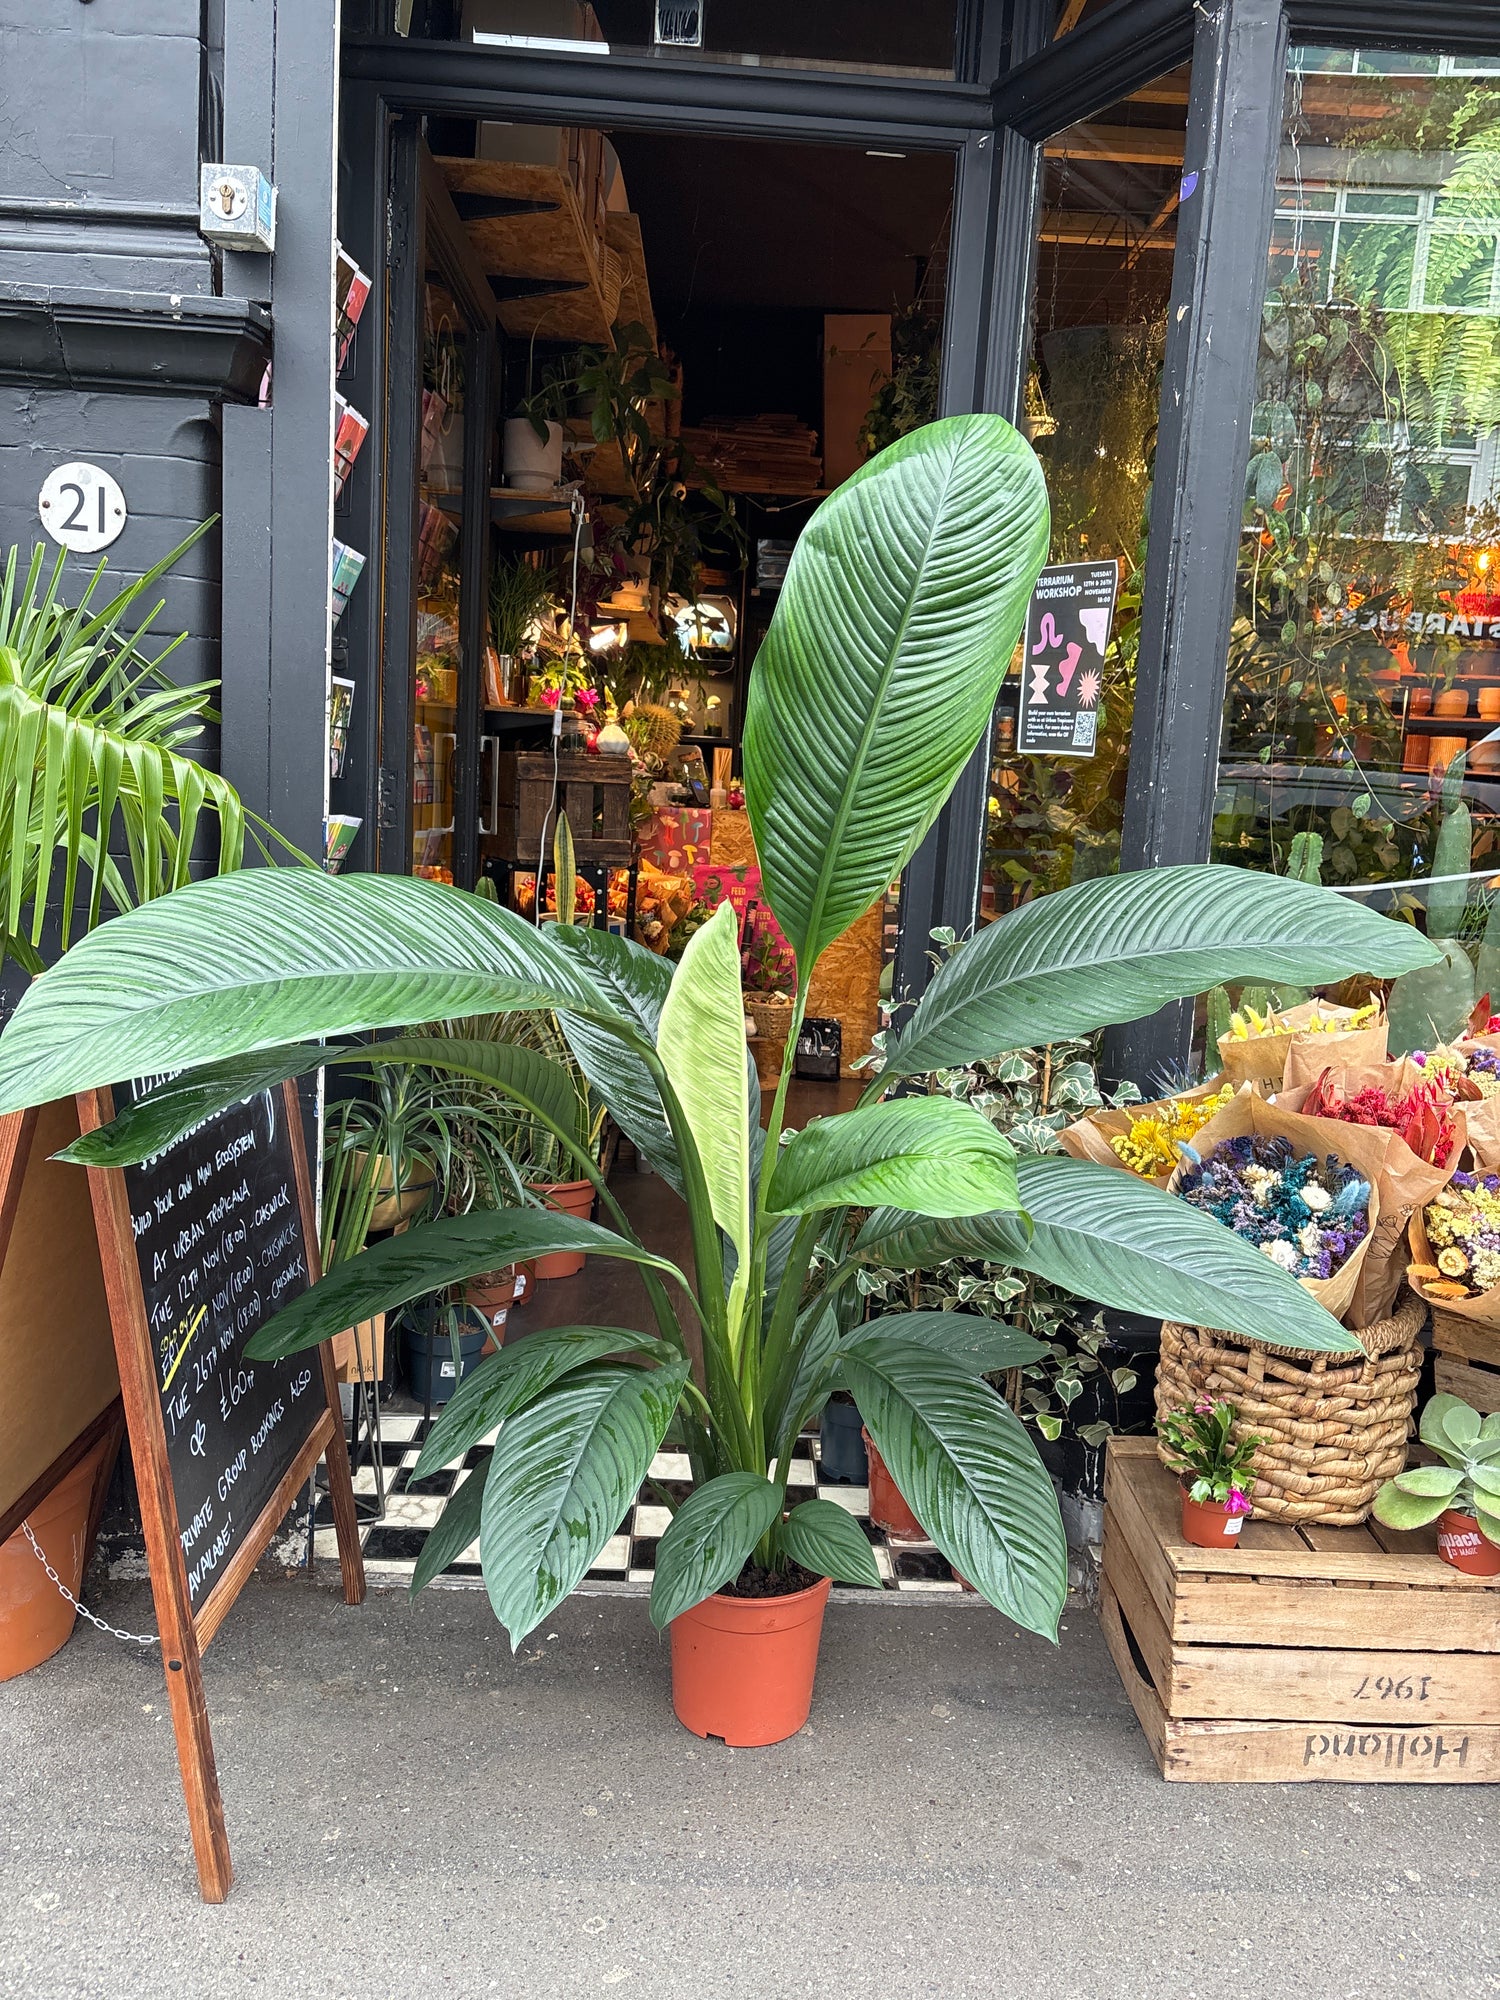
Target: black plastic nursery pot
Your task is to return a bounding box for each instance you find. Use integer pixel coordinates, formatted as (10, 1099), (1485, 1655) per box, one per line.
(817, 1393), (867, 1482)
(400, 1312), (488, 1405)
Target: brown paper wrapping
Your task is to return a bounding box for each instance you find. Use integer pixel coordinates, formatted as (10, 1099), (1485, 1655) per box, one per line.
(1168, 1091), (1383, 1326)
(1444, 1037), (1500, 1169)
(1273, 1066), (1464, 1325)
(1218, 1000), (1380, 1089)
(1279, 1017), (1391, 1092)
(1057, 1077), (1239, 1187)
(1408, 1206), (1500, 1333)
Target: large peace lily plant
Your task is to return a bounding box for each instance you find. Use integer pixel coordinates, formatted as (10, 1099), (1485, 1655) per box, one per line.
(0, 417), (1439, 1647)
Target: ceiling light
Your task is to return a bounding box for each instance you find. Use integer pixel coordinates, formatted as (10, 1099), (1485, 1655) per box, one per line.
(867, 150), (907, 159)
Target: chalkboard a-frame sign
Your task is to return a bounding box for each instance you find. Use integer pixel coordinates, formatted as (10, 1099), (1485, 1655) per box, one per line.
(75, 1076), (364, 1904)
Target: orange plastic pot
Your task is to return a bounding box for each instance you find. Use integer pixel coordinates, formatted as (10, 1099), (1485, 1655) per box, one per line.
(1180, 1486), (1247, 1549)
(862, 1429), (925, 1542)
(528, 1180), (594, 1279)
(670, 1575), (832, 1747)
(1436, 1509), (1500, 1576)
(465, 1268), (518, 1352)
(0, 1437), (109, 1682)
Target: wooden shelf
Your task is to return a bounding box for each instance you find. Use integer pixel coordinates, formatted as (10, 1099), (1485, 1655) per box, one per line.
(605, 212), (656, 344)
(437, 157), (618, 345)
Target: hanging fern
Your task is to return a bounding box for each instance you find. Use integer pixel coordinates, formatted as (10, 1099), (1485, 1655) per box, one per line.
(0, 527), (300, 973)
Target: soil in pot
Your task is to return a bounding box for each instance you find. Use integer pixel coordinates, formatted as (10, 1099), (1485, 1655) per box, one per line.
(1435, 1509), (1500, 1576)
(0, 1435), (111, 1681)
(530, 1179), (595, 1279)
(1179, 1487), (1247, 1549)
(670, 1566), (832, 1747)
(862, 1429), (926, 1542)
(817, 1395), (867, 1482)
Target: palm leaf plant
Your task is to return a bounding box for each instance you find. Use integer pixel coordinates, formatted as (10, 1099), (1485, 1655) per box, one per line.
(0, 417), (1441, 1665)
(0, 527), (295, 973)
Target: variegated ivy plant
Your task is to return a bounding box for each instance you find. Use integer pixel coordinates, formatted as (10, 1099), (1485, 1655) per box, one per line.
(0, 416), (1439, 1648)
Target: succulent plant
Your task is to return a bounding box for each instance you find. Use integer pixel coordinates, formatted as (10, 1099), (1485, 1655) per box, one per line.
(1372, 1393), (1500, 1544)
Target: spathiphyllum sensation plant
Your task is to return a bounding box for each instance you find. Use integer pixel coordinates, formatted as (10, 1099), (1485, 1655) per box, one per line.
(0, 417), (1440, 1652)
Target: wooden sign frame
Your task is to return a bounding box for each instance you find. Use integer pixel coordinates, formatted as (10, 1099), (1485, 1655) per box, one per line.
(75, 1078), (365, 1903)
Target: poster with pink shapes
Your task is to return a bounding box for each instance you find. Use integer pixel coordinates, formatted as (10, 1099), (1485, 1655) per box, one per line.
(1014, 560), (1119, 758)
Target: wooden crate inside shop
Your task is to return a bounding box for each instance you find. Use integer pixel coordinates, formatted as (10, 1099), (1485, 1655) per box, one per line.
(491, 749), (632, 868)
(1429, 1307), (1500, 1418)
(1100, 1438), (1500, 1783)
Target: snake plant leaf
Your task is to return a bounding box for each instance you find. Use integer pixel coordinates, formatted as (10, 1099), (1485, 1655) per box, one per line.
(0, 868), (647, 1115)
(766, 1096), (1019, 1219)
(481, 1359), (690, 1648)
(743, 414), (1049, 972)
(412, 1325), (675, 1481)
(410, 1450), (491, 1595)
(656, 902), (751, 1284)
(840, 1332), (1066, 1638)
(884, 864), (1442, 1076)
(242, 1210), (686, 1361)
(776, 1498), (883, 1590)
(854, 1155), (1361, 1354)
(647, 1472), (784, 1627)
(551, 923), (683, 1193)
(856, 1310), (1047, 1375)
(1371, 1480), (1451, 1532)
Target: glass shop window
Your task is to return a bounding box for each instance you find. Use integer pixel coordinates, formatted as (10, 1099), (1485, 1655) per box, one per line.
(981, 67), (1191, 914)
(442, 1), (956, 77)
(1213, 46), (1500, 894)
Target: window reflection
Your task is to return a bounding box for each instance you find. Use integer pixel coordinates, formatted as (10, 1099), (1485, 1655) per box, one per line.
(1215, 46), (1500, 889)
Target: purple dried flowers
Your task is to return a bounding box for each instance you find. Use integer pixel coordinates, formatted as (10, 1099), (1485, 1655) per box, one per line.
(1174, 1133), (1369, 1281)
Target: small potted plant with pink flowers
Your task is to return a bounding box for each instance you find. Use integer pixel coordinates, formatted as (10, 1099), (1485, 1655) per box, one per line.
(1157, 1398), (1260, 1547)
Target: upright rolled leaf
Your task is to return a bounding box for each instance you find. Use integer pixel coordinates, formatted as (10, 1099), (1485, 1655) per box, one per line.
(885, 864), (1442, 1076)
(480, 1359), (689, 1648)
(0, 868), (641, 1114)
(855, 1154), (1362, 1354)
(766, 1096), (1019, 1219)
(656, 902), (751, 1288)
(743, 414), (1049, 971)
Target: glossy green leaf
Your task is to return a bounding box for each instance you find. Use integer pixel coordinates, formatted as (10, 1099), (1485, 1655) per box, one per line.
(0, 868), (643, 1115)
(57, 1045), (337, 1166)
(242, 1210), (685, 1361)
(1372, 1481), (1450, 1532)
(552, 924), (683, 1192)
(656, 902), (751, 1281)
(412, 1326), (671, 1480)
(840, 1333), (1066, 1638)
(743, 414), (1049, 970)
(854, 1155), (1361, 1354)
(859, 1310), (1046, 1375)
(480, 1359), (689, 1648)
(410, 1452), (490, 1595)
(647, 1472), (783, 1627)
(777, 1498), (883, 1589)
(885, 863), (1442, 1075)
(766, 1097), (1020, 1219)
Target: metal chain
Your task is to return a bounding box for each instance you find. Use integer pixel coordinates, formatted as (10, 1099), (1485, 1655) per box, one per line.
(20, 1522), (159, 1649)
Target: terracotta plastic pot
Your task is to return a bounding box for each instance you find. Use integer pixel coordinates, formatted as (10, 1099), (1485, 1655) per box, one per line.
(0, 1436), (110, 1682)
(670, 1575), (832, 1746)
(1180, 1486), (1247, 1549)
(529, 1179), (594, 1279)
(1436, 1509), (1500, 1576)
(862, 1429), (925, 1542)
(465, 1268), (518, 1352)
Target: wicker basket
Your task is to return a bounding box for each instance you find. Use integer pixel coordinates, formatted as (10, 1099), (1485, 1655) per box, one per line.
(1154, 1293), (1425, 1526)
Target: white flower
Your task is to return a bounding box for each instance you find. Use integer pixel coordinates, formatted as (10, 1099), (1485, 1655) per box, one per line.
(1261, 1239), (1300, 1272)
(1301, 1184), (1331, 1213)
(1297, 1221), (1322, 1258)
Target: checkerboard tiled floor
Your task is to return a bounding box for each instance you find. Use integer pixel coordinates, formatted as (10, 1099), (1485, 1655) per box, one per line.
(315, 1413), (974, 1598)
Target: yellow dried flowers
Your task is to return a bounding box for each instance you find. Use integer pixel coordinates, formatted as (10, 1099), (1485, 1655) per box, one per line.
(1109, 1082), (1236, 1178)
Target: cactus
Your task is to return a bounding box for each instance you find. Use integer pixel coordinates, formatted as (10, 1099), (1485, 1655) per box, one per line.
(1388, 757), (1479, 1050)
(621, 701), (682, 763)
(1373, 1394), (1500, 1545)
(1286, 829), (1323, 884)
(1203, 985), (1233, 1076)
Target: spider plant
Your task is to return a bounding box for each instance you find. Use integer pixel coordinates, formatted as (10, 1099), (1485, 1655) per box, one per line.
(0, 416), (1439, 1654)
(0, 526), (295, 972)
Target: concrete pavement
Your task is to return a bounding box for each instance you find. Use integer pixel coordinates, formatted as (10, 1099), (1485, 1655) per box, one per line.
(2, 1575), (1494, 2000)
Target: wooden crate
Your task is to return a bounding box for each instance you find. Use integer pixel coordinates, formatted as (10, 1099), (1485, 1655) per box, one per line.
(492, 749), (632, 868)
(1431, 1307), (1500, 1417)
(1100, 1437), (1500, 1783)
